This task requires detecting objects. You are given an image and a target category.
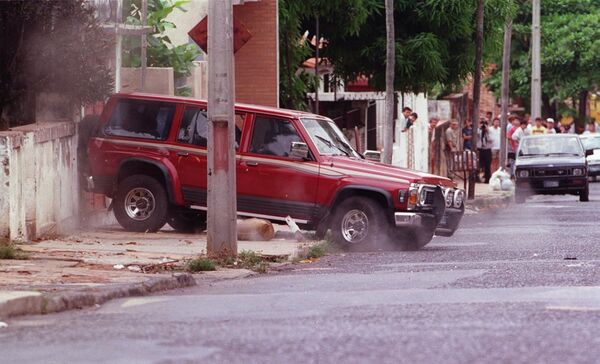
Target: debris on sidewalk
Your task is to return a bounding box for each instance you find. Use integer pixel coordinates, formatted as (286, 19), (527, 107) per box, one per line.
(285, 216), (305, 242)
(237, 218), (275, 241)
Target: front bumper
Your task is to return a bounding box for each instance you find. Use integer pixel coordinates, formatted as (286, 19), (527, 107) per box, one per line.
(394, 212), (436, 227)
(517, 176), (587, 193)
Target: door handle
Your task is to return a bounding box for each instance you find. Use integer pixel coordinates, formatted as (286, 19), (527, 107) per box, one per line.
(177, 152), (189, 157)
(244, 161), (259, 167)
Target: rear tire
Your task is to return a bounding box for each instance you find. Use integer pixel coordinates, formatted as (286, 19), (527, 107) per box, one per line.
(580, 184), (589, 202)
(331, 197), (387, 251)
(167, 210), (206, 233)
(114, 175), (168, 232)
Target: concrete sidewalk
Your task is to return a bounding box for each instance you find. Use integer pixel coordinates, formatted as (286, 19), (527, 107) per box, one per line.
(465, 182), (514, 210)
(0, 223), (313, 320)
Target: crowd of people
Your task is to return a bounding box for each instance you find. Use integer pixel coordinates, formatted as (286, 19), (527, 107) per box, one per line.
(433, 112), (599, 182)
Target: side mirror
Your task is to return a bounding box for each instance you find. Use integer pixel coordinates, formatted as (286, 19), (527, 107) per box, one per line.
(363, 150), (381, 162)
(586, 149), (594, 157)
(290, 141), (310, 160)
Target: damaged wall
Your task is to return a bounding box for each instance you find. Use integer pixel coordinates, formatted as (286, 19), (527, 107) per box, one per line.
(0, 122), (79, 240)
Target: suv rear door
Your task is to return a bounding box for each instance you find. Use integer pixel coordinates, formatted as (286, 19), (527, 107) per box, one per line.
(170, 104), (247, 207)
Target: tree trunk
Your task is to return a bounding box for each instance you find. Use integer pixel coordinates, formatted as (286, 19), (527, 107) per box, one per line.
(577, 89), (588, 132)
(382, 0), (395, 165)
(468, 0), (485, 199)
(499, 17), (512, 172)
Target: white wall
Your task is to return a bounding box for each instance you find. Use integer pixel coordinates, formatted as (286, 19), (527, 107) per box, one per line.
(0, 122), (79, 240)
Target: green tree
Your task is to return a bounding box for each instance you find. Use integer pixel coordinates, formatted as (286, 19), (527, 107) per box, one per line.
(486, 0), (600, 128)
(278, 0), (382, 110)
(0, 0), (113, 129)
(123, 0), (201, 96)
(322, 0), (513, 94)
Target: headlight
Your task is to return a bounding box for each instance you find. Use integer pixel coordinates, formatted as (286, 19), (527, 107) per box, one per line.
(444, 188), (454, 208)
(407, 183), (419, 210)
(518, 169), (529, 178)
(453, 189), (465, 208)
(573, 168), (583, 176)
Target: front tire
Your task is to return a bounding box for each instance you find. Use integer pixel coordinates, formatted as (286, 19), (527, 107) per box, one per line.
(331, 197), (387, 251)
(114, 175), (168, 232)
(580, 184), (589, 202)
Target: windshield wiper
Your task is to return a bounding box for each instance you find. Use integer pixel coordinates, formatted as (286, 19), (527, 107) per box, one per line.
(315, 135), (349, 156)
(334, 136), (358, 156)
(544, 152), (581, 156)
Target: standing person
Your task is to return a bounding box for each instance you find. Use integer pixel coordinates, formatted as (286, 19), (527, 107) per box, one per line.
(507, 117), (521, 176)
(400, 106), (412, 131)
(428, 118), (438, 173)
(584, 122), (597, 134)
(511, 119), (528, 148)
(403, 112), (418, 132)
(545, 118), (557, 134)
(462, 119), (473, 150)
(478, 120), (493, 183)
(445, 119), (460, 152)
(489, 117), (501, 171)
(531, 117), (547, 135)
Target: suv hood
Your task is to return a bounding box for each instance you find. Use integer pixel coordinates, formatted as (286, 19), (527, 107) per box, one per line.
(321, 156), (456, 188)
(515, 155), (585, 167)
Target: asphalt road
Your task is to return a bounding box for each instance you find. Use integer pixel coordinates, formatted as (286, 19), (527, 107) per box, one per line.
(3, 184), (600, 363)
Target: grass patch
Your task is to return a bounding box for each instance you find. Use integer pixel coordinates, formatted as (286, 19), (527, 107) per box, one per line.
(307, 243), (328, 259)
(0, 239), (28, 260)
(186, 258), (216, 272)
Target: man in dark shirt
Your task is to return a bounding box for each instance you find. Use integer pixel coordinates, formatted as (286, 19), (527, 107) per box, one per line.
(462, 119), (473, 150)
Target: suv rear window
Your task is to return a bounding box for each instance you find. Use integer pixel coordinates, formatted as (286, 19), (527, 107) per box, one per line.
(104, 99), (175, 140)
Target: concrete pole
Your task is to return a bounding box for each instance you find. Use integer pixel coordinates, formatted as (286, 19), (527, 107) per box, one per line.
(468, 0), (484, 200)
(115, 0), (123, 92)
(207, 0), (237, 257)
(141, 0), (147, 91)
(531, 0), (541, 119)
(499, 18), (512, 171)
(382, 0), (395, 165)
(314, 16), (320, 115)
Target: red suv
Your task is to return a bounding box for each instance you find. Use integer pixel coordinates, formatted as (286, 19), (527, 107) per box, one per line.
(86, 93), (464, 249)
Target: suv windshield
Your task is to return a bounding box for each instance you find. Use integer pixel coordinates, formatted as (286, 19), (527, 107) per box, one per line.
(519, 136), (583, 157)
(300, 118), (360, 157)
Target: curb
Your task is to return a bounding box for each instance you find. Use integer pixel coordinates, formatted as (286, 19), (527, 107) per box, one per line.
(0, 273), (195, 320)
(466, 193), (513, 210)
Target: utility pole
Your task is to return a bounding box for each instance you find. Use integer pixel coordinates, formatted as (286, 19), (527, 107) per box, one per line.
(469, 0), (484, 199)
(499, 18), (513, 170)
(140, 0), (147, 91)
(531, 0), (541, 120)
(382, 0), (395, 165)
(115, 0), (123, 92)
(314, 15), (320, 115)
(207, 0), (237, 257)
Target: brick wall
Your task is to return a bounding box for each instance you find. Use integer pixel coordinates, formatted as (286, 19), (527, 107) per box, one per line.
(462, 70), (499, 119)
(233, 0), (278, 107)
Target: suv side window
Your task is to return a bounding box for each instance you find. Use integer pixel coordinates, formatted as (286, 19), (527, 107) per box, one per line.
(104, 99), (175, 140)
(178, 108), (209, 147)
(249, 116), (301, 157)
(177, 107), (246, 148)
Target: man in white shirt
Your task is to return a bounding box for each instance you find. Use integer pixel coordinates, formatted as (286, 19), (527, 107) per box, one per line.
(489, 117), (501, 171)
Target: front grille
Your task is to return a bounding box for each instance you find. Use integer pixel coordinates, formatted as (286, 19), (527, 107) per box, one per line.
(534, 169), (569, 176)
(424, 190), (435, 205)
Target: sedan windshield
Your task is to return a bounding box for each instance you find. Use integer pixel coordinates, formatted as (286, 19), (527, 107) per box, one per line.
(580, 136), (600, 151)
(519, 136), (583, 157)
(300, 118), (360, 157)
